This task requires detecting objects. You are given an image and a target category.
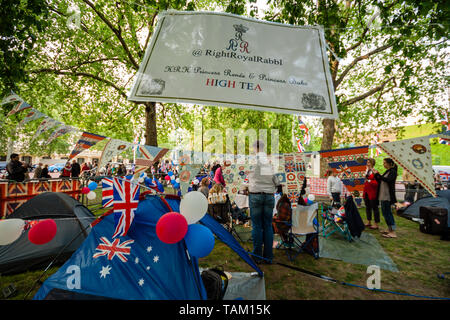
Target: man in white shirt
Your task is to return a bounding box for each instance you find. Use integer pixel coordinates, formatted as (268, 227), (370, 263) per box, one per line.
(326, 169), (342, 205)
(248, 140), (282, 264)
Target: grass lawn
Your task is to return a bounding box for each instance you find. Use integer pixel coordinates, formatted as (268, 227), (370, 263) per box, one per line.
(1, 202), (449, 300)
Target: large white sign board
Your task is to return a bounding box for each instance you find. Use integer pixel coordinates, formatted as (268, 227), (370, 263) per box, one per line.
(128, 11), (338, 118)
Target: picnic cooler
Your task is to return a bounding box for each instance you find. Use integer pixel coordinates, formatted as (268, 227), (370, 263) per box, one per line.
(419, 206), (448, 235)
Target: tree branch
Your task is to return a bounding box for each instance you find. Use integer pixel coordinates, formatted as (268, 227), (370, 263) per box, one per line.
(30, 68), (128, 99)
(340, 76), (396, 107)
(141, 10), (159, 56)
(82, 0), (140, 70)
(335, 43), (394, 89)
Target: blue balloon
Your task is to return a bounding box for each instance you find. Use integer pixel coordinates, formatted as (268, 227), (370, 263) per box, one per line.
(173, 182), (180, 189)
(307, 199), (314, 205)
(184, 224), (215, 258)
(168, 171), (174, 176)
(88, 182), (98, 191)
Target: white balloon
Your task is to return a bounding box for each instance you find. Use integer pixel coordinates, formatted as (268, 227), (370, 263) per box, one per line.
(307, 194), (316, 202)
(171, 175), (176, 180)
(180, 191), (208, 224)
(0, 219), (25, 245)
(175, 178), (180, 183)
(87, 191), (97, 200)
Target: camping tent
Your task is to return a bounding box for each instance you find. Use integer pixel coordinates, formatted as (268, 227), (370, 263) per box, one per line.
(34, 194), (262, 300)
(0, 192), (96, 275)
(399, 189), (450, 228)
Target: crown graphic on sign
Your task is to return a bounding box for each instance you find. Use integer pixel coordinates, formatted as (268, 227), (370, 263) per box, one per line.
(233, 24), (248, 34)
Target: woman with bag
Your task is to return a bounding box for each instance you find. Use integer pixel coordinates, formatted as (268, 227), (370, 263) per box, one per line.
(374, 158), (398, 239)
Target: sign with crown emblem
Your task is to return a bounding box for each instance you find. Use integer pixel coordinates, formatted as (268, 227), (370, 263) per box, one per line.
(128, 11), (338, 118)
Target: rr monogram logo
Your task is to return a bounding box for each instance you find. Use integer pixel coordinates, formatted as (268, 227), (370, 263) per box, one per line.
(226, 24), (250, 54)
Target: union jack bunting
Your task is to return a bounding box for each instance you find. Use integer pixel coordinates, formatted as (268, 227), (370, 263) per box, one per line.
(102, 177), (114, 208)
(18, 108), (45, 126)
(112, 177), (140, 238)
(8, 101), (32, 116)
(93, 237), (134, 263)
(1, 91), (23, 105)
(134, 145), (169, 175)
(69, 131), (106, 160)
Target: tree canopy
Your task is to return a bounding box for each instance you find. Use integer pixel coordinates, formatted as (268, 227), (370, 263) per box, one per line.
(0, 0), (448, 161)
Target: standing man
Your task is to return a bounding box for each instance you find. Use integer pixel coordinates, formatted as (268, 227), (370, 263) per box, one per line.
(248, 140), (282, 264)
(34, 163), (43, 179)
(71, 160), (81, 178)
(6, 153), (29, 182)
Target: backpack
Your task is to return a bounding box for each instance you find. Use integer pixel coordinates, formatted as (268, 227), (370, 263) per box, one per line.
(201, 267), (229, 300)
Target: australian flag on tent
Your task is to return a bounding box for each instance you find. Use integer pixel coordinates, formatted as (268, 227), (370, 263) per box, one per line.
(33, 195), (208, 300)
(112, 177), (140, 238)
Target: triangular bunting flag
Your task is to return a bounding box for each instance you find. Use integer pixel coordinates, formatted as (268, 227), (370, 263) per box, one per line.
(1, 91), (23, 105)
(134, 145), (169, 175)
(46, 124), (76, 144)
(18, 108), (45, 126)
(437, 130), (450, 145)
(69, 132), (107, 160)
(98, 138), (134, 170)
(32, 117), (60, 140)
(378, 137), (436, 197)
(7, 101), (32, 116)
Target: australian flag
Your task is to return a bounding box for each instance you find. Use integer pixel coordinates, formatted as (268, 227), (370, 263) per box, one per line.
(112, 177), (140, 238)
(33, 196), (207, 300)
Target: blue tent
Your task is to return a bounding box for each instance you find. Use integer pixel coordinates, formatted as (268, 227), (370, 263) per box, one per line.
(34, 195), (261, 300)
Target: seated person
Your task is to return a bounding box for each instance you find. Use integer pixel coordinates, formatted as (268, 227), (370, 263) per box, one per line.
(272, 194), (292, 243)
(230, 202), (249, 225)
(207, 184), (230, 223)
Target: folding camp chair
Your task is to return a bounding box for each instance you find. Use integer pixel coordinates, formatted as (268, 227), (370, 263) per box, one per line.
(207, 195), (245, 243)
(320, 201), (352, 242)
(277, 202), (320, 261)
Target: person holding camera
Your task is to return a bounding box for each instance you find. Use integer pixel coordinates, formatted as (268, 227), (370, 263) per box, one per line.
(6, 153), (29, 182)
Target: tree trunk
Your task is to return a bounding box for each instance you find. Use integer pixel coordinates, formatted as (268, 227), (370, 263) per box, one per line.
(320, 118), (336, 177)
(144, 102), (158, 147)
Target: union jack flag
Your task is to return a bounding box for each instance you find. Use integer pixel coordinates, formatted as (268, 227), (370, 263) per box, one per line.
(336, 164), (352, 179)
(285, 160), (296, 172)
(112, 177), (140, 238)
(298, 117), (311, 145)
(296, 139), (305, 153)
(102, 177), (114, 208)
(93, 237), (134, 263)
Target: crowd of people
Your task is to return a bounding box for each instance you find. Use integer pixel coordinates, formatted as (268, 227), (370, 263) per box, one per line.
(2, 150), (448, 261)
